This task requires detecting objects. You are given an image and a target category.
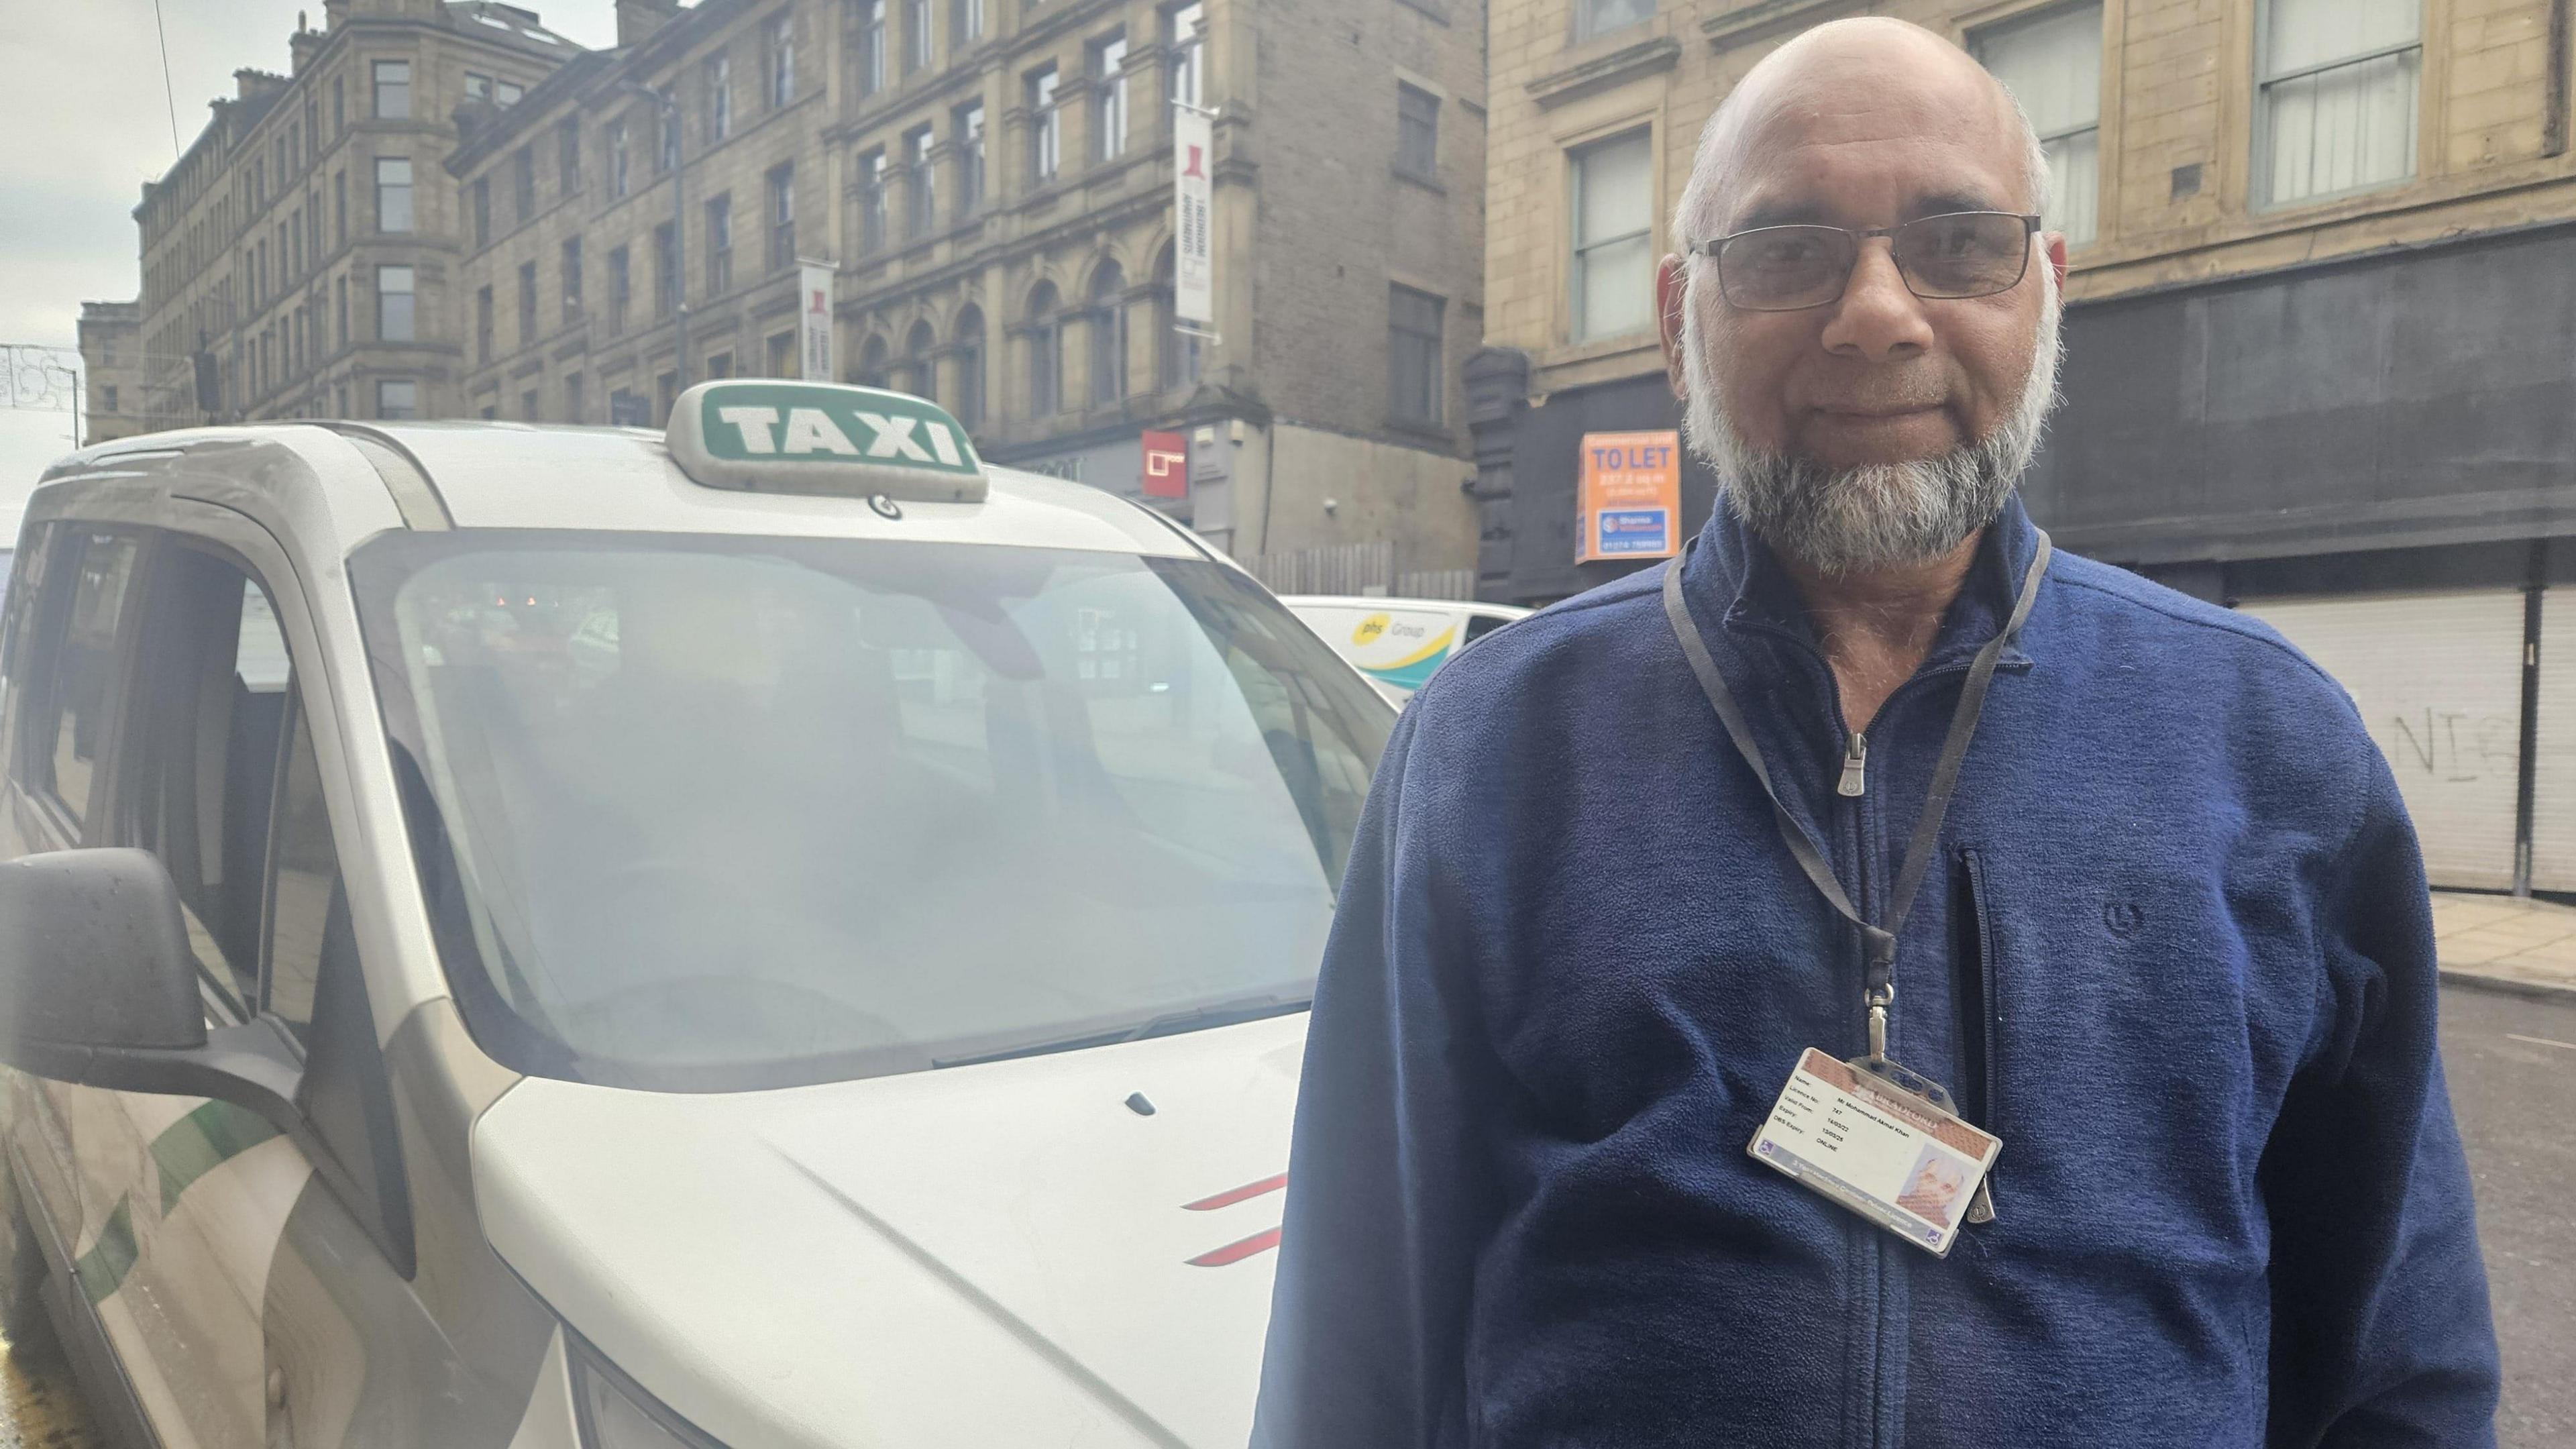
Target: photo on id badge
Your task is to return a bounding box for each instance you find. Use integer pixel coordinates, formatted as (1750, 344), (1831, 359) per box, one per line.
(1748, 1049), (1998, 1256)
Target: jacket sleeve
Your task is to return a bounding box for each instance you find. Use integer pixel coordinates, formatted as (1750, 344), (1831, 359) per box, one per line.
(2265, 752), (2500, 1448)
(1250, 701), (1506, 1449)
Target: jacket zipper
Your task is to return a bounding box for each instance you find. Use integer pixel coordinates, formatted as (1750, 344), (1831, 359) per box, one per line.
(1837, 731), (1867, 796)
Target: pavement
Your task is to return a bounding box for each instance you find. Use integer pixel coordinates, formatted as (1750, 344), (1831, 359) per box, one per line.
(2432, 892), (2576, 1000)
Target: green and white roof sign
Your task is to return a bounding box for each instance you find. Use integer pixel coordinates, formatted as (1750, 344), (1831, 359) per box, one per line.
(665, 380), (987, 502)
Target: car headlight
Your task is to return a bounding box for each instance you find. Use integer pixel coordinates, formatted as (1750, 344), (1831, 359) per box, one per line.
(568, 1332), (729, 1449)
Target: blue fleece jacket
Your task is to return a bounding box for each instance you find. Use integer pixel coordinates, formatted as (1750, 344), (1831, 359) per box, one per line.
(1251, 496), (2499, 1448)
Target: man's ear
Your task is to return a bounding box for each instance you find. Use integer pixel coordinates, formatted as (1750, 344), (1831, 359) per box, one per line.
(2044, 231), (2068, 292)
(1656, 254), (1691, 400)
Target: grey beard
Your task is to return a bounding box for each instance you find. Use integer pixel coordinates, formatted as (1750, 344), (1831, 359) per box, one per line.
(1680, 276), (2063, 577)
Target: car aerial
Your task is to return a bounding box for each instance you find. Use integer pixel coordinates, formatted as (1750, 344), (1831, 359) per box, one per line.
(1278, 594), (1533, 701)
(0, 381), (1394, 1448)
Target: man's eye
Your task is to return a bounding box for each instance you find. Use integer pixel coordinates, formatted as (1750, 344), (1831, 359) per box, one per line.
(1747, 236), (1825, 266)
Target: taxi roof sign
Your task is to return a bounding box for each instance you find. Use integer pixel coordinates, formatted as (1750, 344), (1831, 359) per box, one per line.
(665, 380), (987, 502)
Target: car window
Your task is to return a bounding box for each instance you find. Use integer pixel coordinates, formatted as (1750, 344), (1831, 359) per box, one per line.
(26, 530), (141, 829)
(120, 545), (335, 1038)
(1463, 612), (1513, 645)
(353, 531), (1395, 1091)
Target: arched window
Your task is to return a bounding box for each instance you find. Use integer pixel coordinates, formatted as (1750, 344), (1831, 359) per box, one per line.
(854, 333), (890, 388)
(1087, 260), (1127, 408)
(903, 319), (936, 400)
(1026, 281), (1061, 417)
(953, 305), (986, 429)
(1154, 241), (1201, 390)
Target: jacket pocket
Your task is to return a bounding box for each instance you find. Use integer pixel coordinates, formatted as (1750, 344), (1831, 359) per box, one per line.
(1951, 847), (2002, 1134)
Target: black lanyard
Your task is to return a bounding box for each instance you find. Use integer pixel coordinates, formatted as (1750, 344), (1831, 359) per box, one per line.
(1660, 529), (2051, 1049)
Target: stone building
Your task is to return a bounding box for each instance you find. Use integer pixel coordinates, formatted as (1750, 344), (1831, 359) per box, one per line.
(443, 0), (1487, 566)
(76, 301), (152, 443)
(93, 0), (582, 431)
(1474, 0), (2576, 891)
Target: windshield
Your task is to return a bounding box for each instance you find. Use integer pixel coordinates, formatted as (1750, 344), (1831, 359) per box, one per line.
(351, 531), (1392, 1091)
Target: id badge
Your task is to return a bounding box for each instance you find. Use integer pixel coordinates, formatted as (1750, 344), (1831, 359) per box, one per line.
(1748, 1049), (2001, 1258)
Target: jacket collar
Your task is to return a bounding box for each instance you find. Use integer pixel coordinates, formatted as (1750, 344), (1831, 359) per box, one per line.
(1682, 490), (2043, 676)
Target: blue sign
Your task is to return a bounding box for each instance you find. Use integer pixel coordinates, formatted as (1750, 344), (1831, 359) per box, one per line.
(1595, 508), (1670, 555)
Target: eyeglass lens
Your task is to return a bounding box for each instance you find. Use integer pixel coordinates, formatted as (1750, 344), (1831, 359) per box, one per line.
(1717, 213), (2031, 311)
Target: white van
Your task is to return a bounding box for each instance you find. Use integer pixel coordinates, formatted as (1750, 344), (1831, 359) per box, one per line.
(1278, 596), (1531, 700)
(0, 382), (1393, 1448)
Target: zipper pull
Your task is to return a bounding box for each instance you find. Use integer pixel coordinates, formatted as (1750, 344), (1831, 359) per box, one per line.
(1837, 731), (1867, 797)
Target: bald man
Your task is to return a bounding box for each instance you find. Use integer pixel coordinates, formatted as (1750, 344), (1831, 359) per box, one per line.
(1252, 19), (2498, 1448)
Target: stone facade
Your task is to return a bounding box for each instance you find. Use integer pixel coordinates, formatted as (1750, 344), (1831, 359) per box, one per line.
(76, 302), (151, 443)
(1473, 0), (2576, 602)
(95, 0), (582, 430)
(441, 0), (1488, 564)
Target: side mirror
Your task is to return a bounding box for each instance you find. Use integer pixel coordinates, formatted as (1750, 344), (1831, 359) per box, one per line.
(0, 849), (303, 1135)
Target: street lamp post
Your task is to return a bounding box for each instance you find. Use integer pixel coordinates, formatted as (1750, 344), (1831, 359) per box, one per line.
(625, 83), (689, 392)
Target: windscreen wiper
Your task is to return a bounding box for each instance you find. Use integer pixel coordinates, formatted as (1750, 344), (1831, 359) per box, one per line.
(932, 994), (1311, 1070)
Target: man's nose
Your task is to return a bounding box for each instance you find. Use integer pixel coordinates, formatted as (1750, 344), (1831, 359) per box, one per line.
(1819, 239), (1935, 361)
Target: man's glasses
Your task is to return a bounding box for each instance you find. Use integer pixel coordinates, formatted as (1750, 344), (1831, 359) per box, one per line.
(1691, 211), (2041, 312)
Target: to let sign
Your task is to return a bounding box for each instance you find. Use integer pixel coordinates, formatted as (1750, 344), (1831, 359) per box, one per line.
(1576, 429), (1682, 563)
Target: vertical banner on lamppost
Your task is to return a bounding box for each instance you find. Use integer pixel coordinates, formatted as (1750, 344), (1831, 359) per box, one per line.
(1173, 108), (1215, 325)
(797, 262), (834, 380)
(1576, 429), (1682, 563)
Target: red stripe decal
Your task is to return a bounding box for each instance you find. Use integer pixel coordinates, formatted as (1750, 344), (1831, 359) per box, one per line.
(1187, 1226), (1283, 1268)
(1182, 1173), (1288, 1212)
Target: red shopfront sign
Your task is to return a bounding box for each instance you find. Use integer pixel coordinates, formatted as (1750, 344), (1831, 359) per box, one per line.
(1142, 429), (1189, 498)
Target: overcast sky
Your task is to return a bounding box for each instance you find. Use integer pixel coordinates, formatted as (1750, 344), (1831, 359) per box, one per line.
(0, 0), (626, 523)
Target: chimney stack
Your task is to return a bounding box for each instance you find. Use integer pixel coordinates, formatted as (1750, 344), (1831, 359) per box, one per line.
(614, 0), (682, 48)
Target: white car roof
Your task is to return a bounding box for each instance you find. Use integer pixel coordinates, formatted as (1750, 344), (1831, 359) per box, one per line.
(1279, 594), (1530, 617)
(38, 422), (1203, 563)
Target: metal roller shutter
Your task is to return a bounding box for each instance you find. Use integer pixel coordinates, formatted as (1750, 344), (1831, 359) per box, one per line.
(2238, 592), (2525, 891)
(2524, 590), (2576, 890)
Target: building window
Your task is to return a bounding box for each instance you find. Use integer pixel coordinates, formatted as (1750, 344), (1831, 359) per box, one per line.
(953, 0), (983, 47)
(376, 378), (417, 419)
(767, 11), (797, 107)
(903, 319), (936, 399)
(2257, 0), (2420, 207)
(657, 107), (679, 173)
(767, 331), (797, 378)
(373, 59), (410, 119)
(518, 387), (537, 420)
(608, 245), (631, 331)
(1028, 66), (1061, 183)
(518, 260), (538, 347)
(656, 370), (680, 420)
(466, 72), (494, 106)
(476, 285), (495, 361)
(767, 163), (796, 270)
(707, 193), (734, 292)
(473, 176), (492, 245)
(1389, 284), (1443, 426)
(565, 371), (585, 423)
(335, 274), (348, 348)
(859, 0), (886, 95)
(706, 351), (735, 380)
(1570, 129), (1652, 341)
(905, 0), (932, 73)
(859, 148), (890, 252)
(1974, 3), (2102, 245)
(333, 169), (347, 245)
(653, 223), (678, 317)
(558, 117), (583, 193)
(906, 127), (936, 239)
(290, 209), (306, 275)
(1397, 83), (1439, 178)
(499, 80), (523, 106)
(1093, 36), (1129, 161)
(514, 145), (537, 224)
(103, 385), (119, 415)
(709, 53), (733, 140)
(376, 264), (415, 341)
(332, 76), (345, 134)
(1088, 262), (1126, 406)
(1168, 3), (1205, 110)
(953, 305), (985, 427)
(1026, 281), (1062, 415)
(1574, 0), (1654, 42)
(561, 236), (584, 320)
(375, 156), (413, 233)
(955, 101), (985, 215)
(608, 121), (630, 198)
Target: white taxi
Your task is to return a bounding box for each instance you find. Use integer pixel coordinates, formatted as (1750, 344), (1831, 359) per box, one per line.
(0, 382), (1392, 1448)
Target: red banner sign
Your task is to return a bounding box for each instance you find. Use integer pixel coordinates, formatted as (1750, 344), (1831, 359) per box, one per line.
(1142, 429), (1189, 498)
